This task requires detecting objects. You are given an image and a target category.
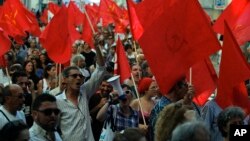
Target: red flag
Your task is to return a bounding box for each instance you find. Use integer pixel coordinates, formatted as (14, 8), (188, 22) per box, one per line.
(213, 0), (248, 34)
(68, 1), (84, 26)
(40, 2), (61, 24)
(114, 38), (131, 83)
(126, 0), (143, 40)
(216, 22), (250, 113)
(187, 58), (218, 106)
(138, 0), (221, 94)
(40, 6), (78, 64)
(82, 14), (94, 48)
(232, 2), (250, 45)
(0, 0), (40, 41)
(135, 0), (166, 30)
(0, 29), (11, 57)
(98, 0), (123, 26)
(85, 4), (99, 28)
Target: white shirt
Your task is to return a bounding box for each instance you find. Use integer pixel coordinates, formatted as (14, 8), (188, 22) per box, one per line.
(29, 122), (62, 141)
(0, 106), (26, 129)
(56, 65), (106, 141)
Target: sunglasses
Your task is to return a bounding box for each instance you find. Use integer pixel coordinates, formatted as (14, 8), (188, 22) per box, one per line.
(68, 74), (84, 79)
(37, 108), (61, 116)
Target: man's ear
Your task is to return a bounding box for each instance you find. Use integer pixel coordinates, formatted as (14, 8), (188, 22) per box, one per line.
(32, 111), (38, 120)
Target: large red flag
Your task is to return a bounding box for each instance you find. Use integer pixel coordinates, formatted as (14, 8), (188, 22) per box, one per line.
(0, 0), (40, 41)
(68, 1), (84, 26)
(98, 0), (123, 26)
(40, 6), (77, 64)
(114, 38), (131, 83)
(213, 0), (248, 34)
(187, 58), (218, 106)
(85, 4), (99, 28)
(0, 29), (11, 57)
(138, 0), (221, 94)
(126, 0), (143, 40)
(216, 22), (250, 113)
(82, 14), (94, 48)
(232, 2), (250, 45)
(135, 0), (166, 30)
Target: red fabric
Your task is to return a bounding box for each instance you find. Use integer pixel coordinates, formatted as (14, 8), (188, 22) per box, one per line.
(216, 22), (250, 113)
(187, 58), (218, 106)
(138, 0), (221, 94)
(138, 77), (153, 94)
(98, 0), (123, 26)
(0, 0), (41, 42)
(126, 0), (143, 40)
(40, 2), (61, 24)
(135, 0), (166, 30)
(213, 0), (249, 34)
(85, 4), (99, 29)
(68, 1), (84, 26)
(40, 6), (79, 64)
(114, 38), (131, 83)
(82, 14), (94, 48)
(0, 29), (11, 57)
(232, 2), (250, 45)
(114, 8), (129, 33)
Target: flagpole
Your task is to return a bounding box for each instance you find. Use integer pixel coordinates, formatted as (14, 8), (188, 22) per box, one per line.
(5, 67), (11, 85)
(80, 0), (96, 34)
(55, 63), (58, 87)
(131, 73), (146, 126)
(58, 64), (62, 90)
(189, 67), (192, 84)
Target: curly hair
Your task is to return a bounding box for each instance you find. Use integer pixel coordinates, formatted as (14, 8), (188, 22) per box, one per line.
(154, 102), (194, 141)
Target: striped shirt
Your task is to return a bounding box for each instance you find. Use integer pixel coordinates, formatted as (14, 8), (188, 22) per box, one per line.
(56, 65), (106, 141)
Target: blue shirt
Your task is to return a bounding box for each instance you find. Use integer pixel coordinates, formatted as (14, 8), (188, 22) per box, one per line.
(201, 99), (223, 141)
(148, 96), (172, 141)
(107, 104), (139, 132)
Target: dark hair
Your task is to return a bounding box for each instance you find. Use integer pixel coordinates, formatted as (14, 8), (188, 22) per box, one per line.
(62, 66), (79, 77)
(24, 60), (35, 75)
(43, 63), (55, 78)
(2, 85), (12, 104)
(113, 128), (145, 141)
(0, 120), (28, 141)
(9, 63), (23, 75)
(32, 94), (56, 111)
(11, 71), (28, 84)
(217, 106), (245, 137)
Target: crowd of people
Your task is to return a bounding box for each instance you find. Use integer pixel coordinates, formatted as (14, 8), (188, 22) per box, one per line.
(0, 2), (250, 141)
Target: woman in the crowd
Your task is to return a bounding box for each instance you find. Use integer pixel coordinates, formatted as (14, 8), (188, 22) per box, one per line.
(37, 63), (56, 95)
(0, 120), (29, 141)
(130, 77), (159, 125)
(24, 60), (39, 90)
(217, 106), (245, 141)
(154, 102), (196, 141)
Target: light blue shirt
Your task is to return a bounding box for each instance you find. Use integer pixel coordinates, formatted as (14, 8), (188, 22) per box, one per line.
(201, 99), (223, 141)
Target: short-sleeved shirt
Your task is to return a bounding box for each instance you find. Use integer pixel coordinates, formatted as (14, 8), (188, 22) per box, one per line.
(108, 104), (139, 132)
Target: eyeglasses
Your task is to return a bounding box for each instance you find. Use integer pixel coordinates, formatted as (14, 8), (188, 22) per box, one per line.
(37, 108), (61, 116)
(68, 74), (84, 79)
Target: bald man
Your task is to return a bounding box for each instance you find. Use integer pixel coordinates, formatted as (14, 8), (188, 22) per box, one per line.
(0, 84), (26, 129)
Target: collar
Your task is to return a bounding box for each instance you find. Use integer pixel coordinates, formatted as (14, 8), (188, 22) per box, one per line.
(31, 122), (47, 137)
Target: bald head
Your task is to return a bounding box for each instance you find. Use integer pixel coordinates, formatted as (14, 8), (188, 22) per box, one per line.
(3, 84), (24, 112)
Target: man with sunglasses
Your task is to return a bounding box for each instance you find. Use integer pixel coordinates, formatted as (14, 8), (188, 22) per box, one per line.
(56, 34), (106, 141)
(0, 84), (26, 130)
(30, 94), (62, 141)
